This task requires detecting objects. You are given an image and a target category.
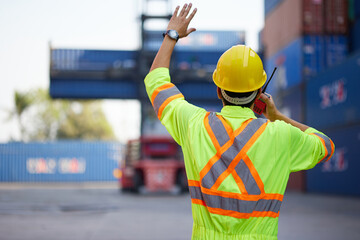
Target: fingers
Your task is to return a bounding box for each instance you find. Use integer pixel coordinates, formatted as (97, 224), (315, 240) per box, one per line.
(173, 5), (180, 17)
(186, 28), (196, 36)
(188, 7), (197, 21)
(179, 3), (188, 17)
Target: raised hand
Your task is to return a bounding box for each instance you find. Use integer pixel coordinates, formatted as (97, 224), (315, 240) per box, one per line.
(167, 3), (197, 38)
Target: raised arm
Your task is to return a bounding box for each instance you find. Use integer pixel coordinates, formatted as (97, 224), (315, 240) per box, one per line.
(149, 3), (197, 72)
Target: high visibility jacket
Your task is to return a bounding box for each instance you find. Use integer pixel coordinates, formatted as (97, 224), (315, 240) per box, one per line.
(145, 68), (335, 240)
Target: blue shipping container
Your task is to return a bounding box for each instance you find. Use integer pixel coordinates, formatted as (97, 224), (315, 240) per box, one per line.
(324, 35), (348, 67)
(265, 35), (348, 95)
(144, 30), (245, 52)
(51, 49), (138, 72)
(265, 38), (303, 95)
(276, 84), (304, 122)
(264, 0), (283, 17)
(350, 18), (360, 53)
(0, 141), (123, 182)
(306, 50), (360, 129)
(306, 124), (360, 196)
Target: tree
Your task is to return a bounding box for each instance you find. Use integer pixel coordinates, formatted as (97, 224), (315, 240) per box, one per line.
(13, 90), (35, 140)
(11, 88), (115, 141)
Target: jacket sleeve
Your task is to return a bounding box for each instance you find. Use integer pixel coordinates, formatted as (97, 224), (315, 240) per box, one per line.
(286, 124), (335, 172)
(144, 68), (206, 146)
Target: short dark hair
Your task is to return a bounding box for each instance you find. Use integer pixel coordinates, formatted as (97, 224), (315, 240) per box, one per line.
(221, 89), (259, 108)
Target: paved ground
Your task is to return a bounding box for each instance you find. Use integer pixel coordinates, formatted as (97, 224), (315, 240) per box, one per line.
(0, 183), (359, 240)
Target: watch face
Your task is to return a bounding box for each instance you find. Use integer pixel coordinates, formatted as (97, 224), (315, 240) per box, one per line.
(168, 30), (179, 40)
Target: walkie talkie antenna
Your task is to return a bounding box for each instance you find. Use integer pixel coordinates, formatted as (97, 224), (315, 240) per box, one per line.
(262, 67), (277, 93)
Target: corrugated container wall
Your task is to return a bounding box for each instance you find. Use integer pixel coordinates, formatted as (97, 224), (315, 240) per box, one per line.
(324, 0), (348, 34)
(306, 124), (360, 196)
(306, 50), (360, 130)
(0, 141), (123, 182)
(263, 0), (327, 58)
(350, 18), (360, 52)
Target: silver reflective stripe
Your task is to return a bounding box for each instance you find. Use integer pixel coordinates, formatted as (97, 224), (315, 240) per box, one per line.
(189, 186), (204, 201)
(152, 86), (182, 116)
(201, 118), (267, 193)
(234, 159), (261, 195)
(208, 112), (230, 147)
(189, 186), (281, 214)
(313, 133), (333, 162)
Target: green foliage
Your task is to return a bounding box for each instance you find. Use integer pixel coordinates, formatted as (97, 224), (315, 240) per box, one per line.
(12, 88), (115, 141)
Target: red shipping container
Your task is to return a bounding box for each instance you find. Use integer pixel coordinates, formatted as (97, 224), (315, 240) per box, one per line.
(324, 0), (348, 34)
(264, 0), (324, 58)
(303, 0), (324, 33)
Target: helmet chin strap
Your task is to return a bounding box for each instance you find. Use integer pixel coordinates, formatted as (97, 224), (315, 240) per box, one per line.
(221, 89), (258, 105)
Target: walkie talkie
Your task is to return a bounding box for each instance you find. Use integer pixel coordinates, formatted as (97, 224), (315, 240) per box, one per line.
(253, 67), (277, 115)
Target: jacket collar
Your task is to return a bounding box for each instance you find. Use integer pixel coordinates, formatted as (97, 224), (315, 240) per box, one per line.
(219, 105), (257, 119)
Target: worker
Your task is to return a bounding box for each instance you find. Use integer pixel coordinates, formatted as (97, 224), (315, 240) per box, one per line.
(144, 3), (335, 240)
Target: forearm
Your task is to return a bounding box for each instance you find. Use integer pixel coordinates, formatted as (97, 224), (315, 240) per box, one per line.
(274, 112), (309, 132)
(150, 37), (177, 72)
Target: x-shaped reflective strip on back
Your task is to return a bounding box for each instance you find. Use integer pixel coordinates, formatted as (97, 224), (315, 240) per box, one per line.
(201, 112), (268, 195)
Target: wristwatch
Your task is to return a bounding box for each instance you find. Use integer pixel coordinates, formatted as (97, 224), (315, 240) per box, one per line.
(163, 30), (179, 42)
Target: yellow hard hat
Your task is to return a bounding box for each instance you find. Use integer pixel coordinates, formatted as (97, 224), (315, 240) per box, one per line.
(213, 45), (267, 93)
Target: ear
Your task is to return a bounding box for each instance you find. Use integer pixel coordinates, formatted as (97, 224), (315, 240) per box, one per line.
(217, 87), (222, 100)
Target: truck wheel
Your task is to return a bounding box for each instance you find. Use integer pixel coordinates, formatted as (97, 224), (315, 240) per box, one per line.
(133, 170), (144, 193)
(176, 170), (188, 193)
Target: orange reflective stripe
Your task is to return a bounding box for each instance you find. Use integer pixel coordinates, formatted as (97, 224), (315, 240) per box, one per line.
(150, 83), (174, 104)
(188, 180), (201, 187)
(232, 171), (248, 194)
(327, 139), (335, 161)
(207, 207), (280, 219)
(203, 112), (221, 151)
(188, 180), (283, 219)
(200, 118), (252, 183)
(217, 114), (233, 137)
(191, 198), (206, 206)
(157, 93), (183, 119)
(210, 121), (268, 192)
(310, 133), (334, 163)
(202, 183), (283, 201)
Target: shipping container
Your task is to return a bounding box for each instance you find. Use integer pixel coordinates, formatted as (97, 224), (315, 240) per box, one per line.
(0, 141), (123, 182)
(324, 0), (348, 34)
(306, 124), (360, 196)
(265, 36), (324, 95)
(303, 0), (324, 34)
(349, 18), (360, 53)
(355, 0), (360, 18)
(264, 0), (283, 17)
(324, 35), (348, 67)
(276, 84), (304, 123)
(143, 30), (245, 52)
(263, 0), (324, 58)
(306, 50), (360, 129)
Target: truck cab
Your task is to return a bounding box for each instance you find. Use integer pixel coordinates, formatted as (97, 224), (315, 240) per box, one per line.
(120, 137), (187, 194)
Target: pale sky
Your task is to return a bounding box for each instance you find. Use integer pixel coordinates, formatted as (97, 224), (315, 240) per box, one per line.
(0, 0), (264, 143)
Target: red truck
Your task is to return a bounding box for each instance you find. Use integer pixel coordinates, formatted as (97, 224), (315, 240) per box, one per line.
(120, 137), (187, 194)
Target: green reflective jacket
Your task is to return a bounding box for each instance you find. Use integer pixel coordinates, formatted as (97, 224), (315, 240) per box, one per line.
(144, 68), (335, 240)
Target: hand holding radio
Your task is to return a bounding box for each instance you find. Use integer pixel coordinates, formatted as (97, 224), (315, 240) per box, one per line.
(259, 93), (279, 122)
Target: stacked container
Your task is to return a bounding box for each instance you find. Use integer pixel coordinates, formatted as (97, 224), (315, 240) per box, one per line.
(349, 0), (360, 52)
(262, 0), (350, 193)
(305, 51), (360, 196)
(263, 0), (349, 96)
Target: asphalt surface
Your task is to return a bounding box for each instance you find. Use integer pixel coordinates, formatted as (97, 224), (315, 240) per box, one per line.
(0, 183), (359, 240)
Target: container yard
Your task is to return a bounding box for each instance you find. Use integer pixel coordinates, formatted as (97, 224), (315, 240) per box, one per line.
(1, 0), (360, 239)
